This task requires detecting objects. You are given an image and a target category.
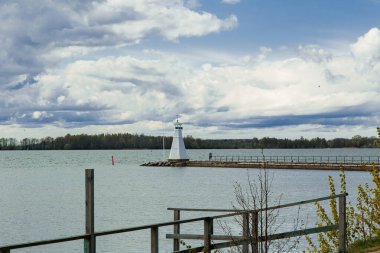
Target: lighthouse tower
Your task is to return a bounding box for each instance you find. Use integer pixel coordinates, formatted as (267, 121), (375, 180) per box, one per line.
(168, 118), (189, 161)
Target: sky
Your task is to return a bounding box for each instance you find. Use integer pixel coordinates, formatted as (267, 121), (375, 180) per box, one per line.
(0, 0), (380, 140)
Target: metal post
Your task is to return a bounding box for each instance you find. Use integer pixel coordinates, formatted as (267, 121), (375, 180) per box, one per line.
(203, 218), (213, 253)
(251, 211), (259, 253)
(84, 169), (95, 253)
(173, 210), (180, 251)
(338, 194), (347, 253)
(242, 213), (249, 253)
(151, 227), (159, 253)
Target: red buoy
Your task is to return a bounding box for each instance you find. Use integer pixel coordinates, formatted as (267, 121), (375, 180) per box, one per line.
(112, 155), (115, 165)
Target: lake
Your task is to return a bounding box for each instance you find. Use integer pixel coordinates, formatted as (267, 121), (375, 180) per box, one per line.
(0, 148), (379, 252)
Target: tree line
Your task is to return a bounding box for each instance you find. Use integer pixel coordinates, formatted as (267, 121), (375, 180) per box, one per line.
(0, 133), (378, 150)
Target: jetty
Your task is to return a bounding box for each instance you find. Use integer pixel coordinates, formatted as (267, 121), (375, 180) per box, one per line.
(142, 155), (380, 171)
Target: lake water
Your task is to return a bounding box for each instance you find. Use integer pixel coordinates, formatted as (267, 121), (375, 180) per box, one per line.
(0, 148), (379, 252)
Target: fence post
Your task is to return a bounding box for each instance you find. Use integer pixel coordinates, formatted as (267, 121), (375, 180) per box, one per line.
(242, 213), (249, 253)
(203, 218), (213, 253)
(173, 210), (180, 251)
(84, 169), (95, 253)
(151, 226), (159, 253)
(338, 194), (347, 253)
(251, 211), (259, 253)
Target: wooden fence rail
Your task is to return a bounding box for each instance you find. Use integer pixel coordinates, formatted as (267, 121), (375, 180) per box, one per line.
(0, 170), (348, 253)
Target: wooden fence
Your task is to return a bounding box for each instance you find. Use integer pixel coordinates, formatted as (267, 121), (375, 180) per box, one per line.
(167, 193), (347, 253)
(0, 169), (348, 253)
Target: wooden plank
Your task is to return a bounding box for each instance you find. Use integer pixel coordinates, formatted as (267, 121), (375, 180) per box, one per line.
(242, 213), (249, 253)
(84, 169), (95, 253)
(251, 211), (259, 253)
(203, 218), (213, 253)
(171, 225), (339, 253)
(266, 225), (338, 241)
(151, 227), (159, 253)
(168, 224), (338, 242)
(166, 233), (243, 240)
(168, 193), (348, 215)
(338, 195), (347, 253)
(173, 210), (180, 251)
(0, 234), (88, 250)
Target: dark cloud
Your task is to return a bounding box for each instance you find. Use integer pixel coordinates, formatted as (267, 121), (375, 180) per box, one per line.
(8, 75), (38, 90)
(189, 103), (379, 129)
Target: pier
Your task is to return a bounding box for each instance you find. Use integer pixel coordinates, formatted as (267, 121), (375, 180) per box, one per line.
(142, 155), (380, 171)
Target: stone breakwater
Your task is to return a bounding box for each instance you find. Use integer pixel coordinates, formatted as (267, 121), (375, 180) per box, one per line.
(141, 161), (378, 171)
(141, 161), (188, 167)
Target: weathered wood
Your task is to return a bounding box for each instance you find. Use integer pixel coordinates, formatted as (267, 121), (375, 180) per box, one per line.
(242, 213), (249, 253)
(173, 210), (180, 251)
(172, 225), (339, 253)
(251, 211), (259, 253)
(338, 194), (347, 253)
(167, 234), (243, 240)
(203, 218), (213, 253)
(151, 227), (159, 253)
(0, 234), (88, 251)
(84, 169), (95, 253)
(168, 193), (348, 214)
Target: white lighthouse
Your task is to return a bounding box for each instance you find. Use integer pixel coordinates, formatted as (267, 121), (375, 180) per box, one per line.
(168, 118), (189, 161)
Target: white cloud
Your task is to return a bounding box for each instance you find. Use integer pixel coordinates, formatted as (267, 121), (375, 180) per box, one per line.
(298, 45), (332, 62)
(1, 24), (380, 138)
(222, 0), (241, 4)
(350, 27), (380, 63)
(0, 0), (237, 86)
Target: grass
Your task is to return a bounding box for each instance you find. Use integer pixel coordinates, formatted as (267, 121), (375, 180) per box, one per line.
(349, 237), (380, 253)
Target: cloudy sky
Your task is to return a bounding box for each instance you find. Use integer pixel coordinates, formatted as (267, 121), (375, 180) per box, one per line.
(1, 0), (380, 139)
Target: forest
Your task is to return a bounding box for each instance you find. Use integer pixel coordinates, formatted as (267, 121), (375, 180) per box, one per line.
(0, 133), (378, 150)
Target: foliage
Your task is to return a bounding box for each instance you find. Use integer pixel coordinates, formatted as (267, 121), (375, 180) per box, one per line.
(0, 133), (379, 150)
(306, 165), (380, 252)
(348, 236), (380, 253)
